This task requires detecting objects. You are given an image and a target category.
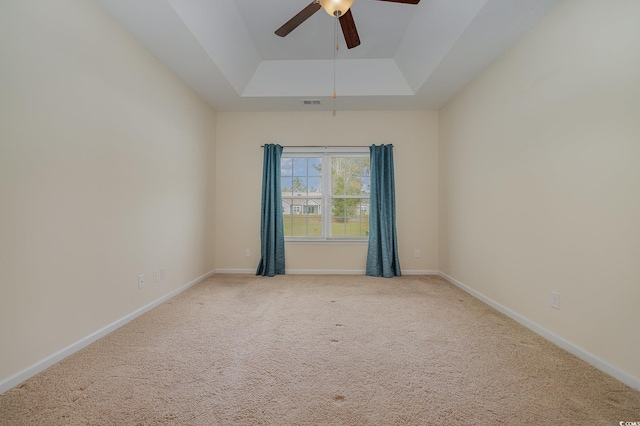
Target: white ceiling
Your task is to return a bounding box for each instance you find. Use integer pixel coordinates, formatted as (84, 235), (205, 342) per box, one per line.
(94, 0), (561, 112)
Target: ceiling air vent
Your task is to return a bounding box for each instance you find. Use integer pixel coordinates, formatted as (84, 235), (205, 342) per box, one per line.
(302, 99), (321, 105)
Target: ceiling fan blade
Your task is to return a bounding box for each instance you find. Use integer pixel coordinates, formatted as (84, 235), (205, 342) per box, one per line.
(376, 0), (420, 4)
(275, 2), (322, 37)
(339, 9), (360, 49)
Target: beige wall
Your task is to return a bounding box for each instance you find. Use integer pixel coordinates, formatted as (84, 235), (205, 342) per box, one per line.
(0, 0), (216, 383)
(439, 0), (640, 380)
(215, 111), (439, 273)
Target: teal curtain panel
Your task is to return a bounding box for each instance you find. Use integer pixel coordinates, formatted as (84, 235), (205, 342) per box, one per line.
(366, 144), (401, 277)
(256, 144), (285, 276)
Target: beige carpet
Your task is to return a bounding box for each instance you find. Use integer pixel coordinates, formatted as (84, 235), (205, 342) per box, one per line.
(1, 274), (639, 425)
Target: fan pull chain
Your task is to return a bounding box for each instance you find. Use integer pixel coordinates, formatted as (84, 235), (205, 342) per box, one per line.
(333, 16), (338, 99)
(333, 16), (338, 116)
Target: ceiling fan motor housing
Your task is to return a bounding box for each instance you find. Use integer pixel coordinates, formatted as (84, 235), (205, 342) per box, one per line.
(319, 0), (354, 17)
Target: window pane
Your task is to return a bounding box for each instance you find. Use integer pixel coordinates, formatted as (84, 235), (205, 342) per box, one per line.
(281, 177), (293, 197)
(347, 158), (361, 178)
(290, 214), (307, 237)
(292, 177), (307, 194)
(331, 216), (347, 238)
(331, 214), (368, 237)
(350, 200), (369, 237)
(293, 158), (307, 176)
(332, 176), (342, 196)
(344, 177), (362, 195)
(332, 156), (369, 196)
(282, 198), (293, 237)
(332, 197), (361, 219)
(331, 196), (348, 238)
(306, 200), (322, 237)
(331, 198), (345, 219)
(308, 158), (322, 176)
(283, 195), (324, 238)
(303, 198), (322, 216)
(281, 157), (292, 176)
(331, 210), (369, 237)
(332, 157), (344, 195)
(359, 198), (370, 217)
(361, 177), (371, 194)
(359, 212), (370, 237)
(308, 177), (321, 194)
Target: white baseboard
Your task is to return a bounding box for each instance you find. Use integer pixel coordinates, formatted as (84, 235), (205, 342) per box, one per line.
(215, 268), (256, 274)
(439, 271), (640, 392)
(217, 269), (366, 275)
(402, 270), (439, 276)
(215, 268), (439, 275)
(287, 269), (365, 275)
(0, 269), (215, 395)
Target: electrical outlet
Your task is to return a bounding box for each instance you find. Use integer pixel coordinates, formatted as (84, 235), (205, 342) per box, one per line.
(159, 268), (166, 280)
(153, 270), (159, 283)
(414, 249), (420, 258)
(245, 249), (251, 257)
(550, 291), (560, 309)
(138, 274), (145, 289)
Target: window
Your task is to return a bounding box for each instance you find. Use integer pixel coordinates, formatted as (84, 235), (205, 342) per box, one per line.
(281, 147), (370, 241)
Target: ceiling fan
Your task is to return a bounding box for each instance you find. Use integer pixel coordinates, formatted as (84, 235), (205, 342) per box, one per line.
(275, 0), (421, 49)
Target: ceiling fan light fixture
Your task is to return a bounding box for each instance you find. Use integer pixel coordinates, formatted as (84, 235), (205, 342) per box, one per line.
(319, 0), (354, 17)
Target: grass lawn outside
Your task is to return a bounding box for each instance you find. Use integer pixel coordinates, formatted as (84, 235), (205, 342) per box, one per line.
(283, 215), (369, 238)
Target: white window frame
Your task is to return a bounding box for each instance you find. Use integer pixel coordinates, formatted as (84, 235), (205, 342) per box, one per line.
(282, 147), (370, 243)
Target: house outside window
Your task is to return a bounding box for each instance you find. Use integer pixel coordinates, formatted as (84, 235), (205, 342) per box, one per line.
(281, 147), (370, 241)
